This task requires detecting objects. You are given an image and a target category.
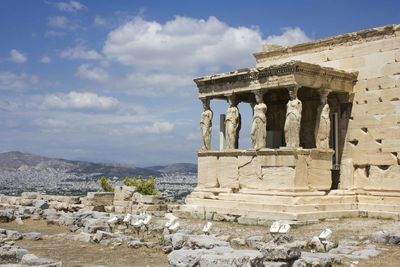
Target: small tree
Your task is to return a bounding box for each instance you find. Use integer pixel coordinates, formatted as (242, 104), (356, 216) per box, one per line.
(123, 176), (159, 195)
(98, 176), (114, 192)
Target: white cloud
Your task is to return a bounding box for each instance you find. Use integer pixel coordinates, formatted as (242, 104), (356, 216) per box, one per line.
(45, 30), (66, 37)
(0, 71), (38, 91)
(103, 16), (265, 72)
(103, 17), (313, 73)
(186, 132), (198, 141)
(40, 56), (52, 64)
(94, 15), (107, 27)
(76, 64), (108, 82)
(265, 27), (312, 47)
(122, 72), (193, 96)
(10, 49), (27, 63)
(43, 91), (119, 111)
(47, 16), (79, 30)
(48, 16), (69, 28)
(60, 45), (102, 60)
(143, 121), (174, 134)
(52, 1), (86, 12)
(33, 118), (67, 128)
(100, 16), (313, 98)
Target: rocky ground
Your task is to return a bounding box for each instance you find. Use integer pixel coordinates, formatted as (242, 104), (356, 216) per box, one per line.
(0, 199), (400, 267)
(1, 220), (167, 266)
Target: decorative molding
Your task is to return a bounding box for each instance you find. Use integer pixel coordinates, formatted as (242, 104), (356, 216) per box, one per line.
(198, 148), (334, 157)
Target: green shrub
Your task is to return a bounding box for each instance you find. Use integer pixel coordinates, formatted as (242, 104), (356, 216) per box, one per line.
(98, 176), (114, 192)
(123, 176), (159, 195)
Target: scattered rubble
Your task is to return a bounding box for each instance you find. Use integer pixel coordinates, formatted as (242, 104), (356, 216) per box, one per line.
(0, 191), (399, 266)
(0, 228), (61, 266)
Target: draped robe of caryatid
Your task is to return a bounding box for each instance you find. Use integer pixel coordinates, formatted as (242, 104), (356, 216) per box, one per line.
(200, 109), (213, 150)
(251, 102), (267, 149)
(315, 103), (330, 149)
(225, 106), (239, 149)
(284, 98), (302, 148)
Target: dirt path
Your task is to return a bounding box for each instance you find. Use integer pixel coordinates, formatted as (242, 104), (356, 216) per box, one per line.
(0, 220), (168, 267)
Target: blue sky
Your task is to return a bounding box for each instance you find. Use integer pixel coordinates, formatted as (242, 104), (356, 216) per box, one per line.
(0, 0), (399, 166)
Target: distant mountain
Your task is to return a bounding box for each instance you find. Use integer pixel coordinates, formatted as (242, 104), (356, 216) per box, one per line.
(0, 151), (49, 170)
(0, 151), (161, 178)
(147, 163), (197, 174)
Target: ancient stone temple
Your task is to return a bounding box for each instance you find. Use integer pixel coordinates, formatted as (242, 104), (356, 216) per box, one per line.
(179, 24), (400, 224)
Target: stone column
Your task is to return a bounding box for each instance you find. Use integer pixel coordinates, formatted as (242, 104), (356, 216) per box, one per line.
(251, 90), (267, 150)
(225, 95), (240, 149)
(315, 90), (331, 149)
(284, 86), (302, 148)
(200, 98), (213, 151)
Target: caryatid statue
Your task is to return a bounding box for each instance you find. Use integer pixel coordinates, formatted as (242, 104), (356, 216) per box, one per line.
(200, 98), (213, 151)
(315, 91), (331, 149)
(225, 95), (240, 149)
(251, 91), (267, 150)
(284, 86), (302, 148)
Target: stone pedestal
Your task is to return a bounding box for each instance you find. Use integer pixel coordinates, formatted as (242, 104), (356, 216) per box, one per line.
(197, 148), (334, 192)
(181, 163), (400, 223)
(179, 148), (361, 223)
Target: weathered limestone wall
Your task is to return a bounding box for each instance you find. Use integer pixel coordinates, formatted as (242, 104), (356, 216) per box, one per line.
(255, 25), (400, 192)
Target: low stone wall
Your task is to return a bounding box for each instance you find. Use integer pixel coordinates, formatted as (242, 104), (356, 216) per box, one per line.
(0, 192), (83, 211)
(112, 186), (167, 216)
(0, 188), (168, 217)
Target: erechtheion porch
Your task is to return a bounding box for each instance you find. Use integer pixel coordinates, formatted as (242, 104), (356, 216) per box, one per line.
(179, 25), (400, 223)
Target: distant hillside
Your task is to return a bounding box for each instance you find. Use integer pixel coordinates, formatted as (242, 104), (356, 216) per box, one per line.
(0, 151), (197, 199)
(0, 151), (49, 170)
(147, 163), (197, 174)
(0, 151), (161, 178)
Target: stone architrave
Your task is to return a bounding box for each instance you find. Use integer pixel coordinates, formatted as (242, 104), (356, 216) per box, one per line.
(251, 91), (267, 150)
(200, 98), (213, 151)
(225, 96), (240, 149)
(284, 87), (302, 148)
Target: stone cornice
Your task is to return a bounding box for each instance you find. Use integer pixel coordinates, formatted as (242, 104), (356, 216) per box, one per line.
(195, 61), (356, 86)
(194, 61), (357, 98)
(254, 24), (400, 62)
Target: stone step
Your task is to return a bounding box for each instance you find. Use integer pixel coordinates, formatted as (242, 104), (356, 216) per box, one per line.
(363, 210), (400, 220)
(185, 197), (357, 213)
(358, 195), (400, 205)
(189, 191), (357, 205)
(176, 203), (360, 224)
(358, 203), (400, 212)
(216, 192), (357, 205)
